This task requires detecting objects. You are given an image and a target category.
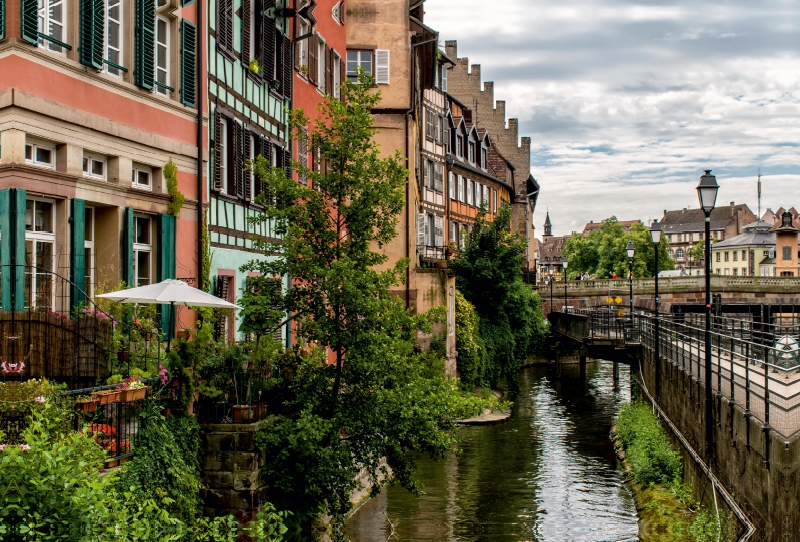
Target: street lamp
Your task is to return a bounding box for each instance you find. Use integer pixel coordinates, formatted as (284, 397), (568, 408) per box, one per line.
(548, 273), (554, 314)
(626, 241), (635, 315)
(651, 221), (662, 398)
(697, 169), (719, 460)
(563, 260), (569, 313)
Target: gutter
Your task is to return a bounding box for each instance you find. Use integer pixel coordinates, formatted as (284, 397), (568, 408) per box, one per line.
(196, 0), (205, 290)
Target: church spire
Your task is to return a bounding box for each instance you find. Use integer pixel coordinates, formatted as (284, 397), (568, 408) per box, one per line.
(543, 212), (552, 239)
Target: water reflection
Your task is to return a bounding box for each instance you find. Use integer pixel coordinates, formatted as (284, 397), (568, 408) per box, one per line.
(344, 362), (638, 542)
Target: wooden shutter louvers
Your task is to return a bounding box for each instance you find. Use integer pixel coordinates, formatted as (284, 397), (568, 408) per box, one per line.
(20, 0), (38, 45)
(241, 0), (251, 62)
(216, 0), (233, 54)
(233, 121), (244, 198)
(180, 19), (197, 107)
(261, 0), (275, 81)
(307, 34), (318, 85)
(243, 129), (253, 200)
(213, 110), (223, 191)
(282, 33), (292, 98)
(79, 0), (104, 69)
(135, 0), (156, 89)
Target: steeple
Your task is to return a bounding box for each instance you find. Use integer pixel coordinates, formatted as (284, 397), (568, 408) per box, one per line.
(543, 212), (552, 240)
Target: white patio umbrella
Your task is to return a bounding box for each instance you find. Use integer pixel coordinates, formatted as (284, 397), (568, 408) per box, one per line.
(98, 279), (240, 350)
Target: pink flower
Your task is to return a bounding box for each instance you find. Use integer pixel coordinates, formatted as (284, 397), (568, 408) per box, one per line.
(34, 396), (46, 403)
(0, 445), (7, 451)
(19, 444), (30, 451)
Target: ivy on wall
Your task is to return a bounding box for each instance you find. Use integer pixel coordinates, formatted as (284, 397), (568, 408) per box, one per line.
(165, 159), (185, 217)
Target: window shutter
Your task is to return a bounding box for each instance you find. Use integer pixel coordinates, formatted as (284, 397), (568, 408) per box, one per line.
(70, 199), (87, 309)
(435, 215), (444, 247)
(0, 0), (5, 41)
(448, 172), (454, 199)
(122, 207), (135, 286)
(435, 163), (443, 192)
(297, 131), (308, 184)
(20, 0), (38, 45)
(217, 0), (233, 54)
(179, 20), (197, 107)
(308, 34), (318, 85)
(339, 57), (345, 100)
(0, 188), (26, 311)
(283, 147), (291, 180)
(158, 213), (176, 339)
(261, 3), (275, 81)
(417, 213), (426, 252)
(375, 50), (390, 84)
(79, 0), (105, 69)
(243, 129), (252, 200)
(213, 110), (223, 190)
(234, 121), (244, 198)
(325, 45), (333, 95)
(135, 0), (156, 89)
(241, 0), (251, 62)
(281, 33), (292, 98)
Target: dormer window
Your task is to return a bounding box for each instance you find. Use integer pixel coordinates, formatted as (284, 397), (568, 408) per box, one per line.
(456, 135), (463, 158)
(481, 147), (487, 170)
(468, 141), (475, 164)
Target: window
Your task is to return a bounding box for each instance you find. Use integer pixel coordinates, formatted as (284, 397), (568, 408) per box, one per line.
(82, 153), (107, 180)
(742, 250), (747, 261)
(700, 233), (704, 241)
(317, 37), (326, 90)
(456, 135), (463, 158)
(676, 248), (684, 259)
(440, 63), (448, 92)
(449, 221), (456, 245)
(481, 147), (487, 170)
(742, 268), (747, 276)
(425, 110), (434, 141)
(132, 163), (153, 190)
(448, 172), (455, 200)
(332, 51), (342, 99)
(38, 0), (66, 54)
(493, 190), (497, 213)
(436, 116), (443, 144)
(25, 139), (56, 169)
(678, 234), (683, 243)
(716, 252), (720, 262)
(218, 117), (228, 191)
(474, 183), (481, 207)
(216, 0), (234, 56)
(433, 162), (444, 193)
(456, 175), (463, 202)
(105, 0), (123, 76)
(733, 251), (738, 261)
(25, 199), (56, 310)
(347, 50), (372, 81)
(155, 17), (170, 95)
(84, 207), (95, 298)
(783, 246), (792, 261)
(733, 268), (738, 276)
(669, 249), (674, 258)
(724, 251), (729, 262)
(297, 19), (310, 74)
(134, 216), (153, 287)
(688, 233), (693, 242)
(466, 179), (473, 206)
(468, 142), (475, 164)
(724, 268), (730, 276)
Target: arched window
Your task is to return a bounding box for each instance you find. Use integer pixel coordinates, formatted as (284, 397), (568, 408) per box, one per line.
(676, 248), (684, 259)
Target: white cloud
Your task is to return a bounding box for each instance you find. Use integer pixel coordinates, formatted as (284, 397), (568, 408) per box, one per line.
(425, 0), (800, 236)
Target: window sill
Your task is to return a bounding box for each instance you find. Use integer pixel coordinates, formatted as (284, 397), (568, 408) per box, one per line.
(83, 174), (107, 182)
(25, 161), (56, 170)
(131, 184), (153, 192)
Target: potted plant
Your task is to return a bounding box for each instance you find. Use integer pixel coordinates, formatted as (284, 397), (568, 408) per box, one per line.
(74, 395), (99, 412)
(119, 377), (148, 402)
(94, 389), (122, 404)
(231, 405), (252, 423)
(249, 59), (260, 75)
(436, 260), (448, 269)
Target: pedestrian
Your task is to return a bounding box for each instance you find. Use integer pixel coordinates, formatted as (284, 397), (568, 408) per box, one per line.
(612, 271), (617, 280)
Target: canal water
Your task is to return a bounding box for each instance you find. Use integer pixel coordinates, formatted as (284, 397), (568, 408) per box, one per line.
(344, 362), (638, 542)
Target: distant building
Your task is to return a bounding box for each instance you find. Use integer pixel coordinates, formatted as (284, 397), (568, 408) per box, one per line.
(538, 213), (571, 278)
(659, 203), (757, 275)
(582, 219), (641, 236)
(711, 220), (774, 277)
(770, 212), (800, 277)
(762, 207), (799, 226)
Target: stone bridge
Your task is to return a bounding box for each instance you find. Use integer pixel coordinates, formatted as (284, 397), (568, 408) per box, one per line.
(536, 275), (800, 314)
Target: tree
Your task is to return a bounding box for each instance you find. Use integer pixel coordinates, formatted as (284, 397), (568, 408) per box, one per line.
(450, 206), (548, 389)
(563, 217), (675, 279)
(244, 74), (481, 525)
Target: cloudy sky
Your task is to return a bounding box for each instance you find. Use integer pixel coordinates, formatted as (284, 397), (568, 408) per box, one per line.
(425, 0), (800, 237)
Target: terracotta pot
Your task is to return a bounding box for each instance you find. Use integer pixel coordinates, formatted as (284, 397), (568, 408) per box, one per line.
(252, 404), (267, 421)
(232, 405), (252, 423)
(103, 459), (119, 469)
(120, 387), (147, 402)
(94, 390), (122, 405)
(436, 261), (447, 269)
(74, 399), (99, 412)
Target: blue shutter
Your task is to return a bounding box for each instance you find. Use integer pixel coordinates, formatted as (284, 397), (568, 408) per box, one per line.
(179, 19), (197, 107)
(79, 0), (105, 69)
(20, 0), (37, 45)
(134, 0), (155, 89)
(157, 214), (176, 339)
(0, 189), (26, 311)
(1, 0), (6, 41)
(122, 207), (134, 286)
(70, 199), (87, 309)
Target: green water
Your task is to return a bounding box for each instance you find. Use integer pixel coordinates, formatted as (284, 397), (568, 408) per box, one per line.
(344, 363), (638, 542)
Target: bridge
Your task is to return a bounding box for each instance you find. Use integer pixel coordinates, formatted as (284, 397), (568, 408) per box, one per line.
(549, 307), (800, 541)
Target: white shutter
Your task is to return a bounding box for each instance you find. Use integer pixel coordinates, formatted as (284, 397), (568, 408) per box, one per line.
(449, 220), (456, 243)
(466, 180), (472, 205)
(417, 213), (426, 252)
(457, 175), (463, 201)
(425, 214), (432, 247)
(441, 65), (448, 92)
(435, 215), (444, 247)
(375, 50), (390, 84)
(448, 172), (455, 199)
(483, 185), (489, 207)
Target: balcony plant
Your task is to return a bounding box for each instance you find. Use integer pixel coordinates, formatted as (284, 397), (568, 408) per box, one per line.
(119, 377), (148, 402)
(74, 395), (99, 412)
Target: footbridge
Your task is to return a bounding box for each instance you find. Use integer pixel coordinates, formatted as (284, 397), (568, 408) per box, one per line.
(550, 307), (800, 541)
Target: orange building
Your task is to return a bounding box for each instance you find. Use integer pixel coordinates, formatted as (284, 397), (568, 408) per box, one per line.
(0, 0), (205, 335)
(771, 211), (800, 277)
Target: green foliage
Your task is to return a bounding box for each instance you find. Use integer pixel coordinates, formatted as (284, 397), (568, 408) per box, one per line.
(238, 275), (284, 344)
(244, 73), (484, 525)
(165, 159), (186, 217)
(563, 217), (675, 279)
(450, 205), (548, 389)
(454, 290), (486, 388)
(616, 401), (682, 486)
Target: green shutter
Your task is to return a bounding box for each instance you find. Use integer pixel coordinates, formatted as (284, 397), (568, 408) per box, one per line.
(70, 199), (87, 309)
(134, 0), (155, 90)
(1, 0), (6, 41)
(122, 207), (134, 286)
(180, 19), (197, 107)
(20, 0), (37, 45)
(158, 214), (176, 339)
(79, 0), (105, 69)
(0, 189), (26, 312)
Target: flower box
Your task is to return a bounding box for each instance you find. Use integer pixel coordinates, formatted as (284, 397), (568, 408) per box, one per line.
(120, 387), (147, 402)
(251, 404), (267, 421)
(103, 459), (119, 469)
(94, 389), (122, 405)
(74, 399), (99, 412)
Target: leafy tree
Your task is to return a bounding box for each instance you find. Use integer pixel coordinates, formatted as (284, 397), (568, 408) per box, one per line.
(563, 217), (675, 279)
(244, 74), (482, 526)
(450, 206), (548, 389)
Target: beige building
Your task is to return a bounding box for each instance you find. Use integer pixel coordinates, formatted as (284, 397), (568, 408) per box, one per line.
(711, 221), (774, 277)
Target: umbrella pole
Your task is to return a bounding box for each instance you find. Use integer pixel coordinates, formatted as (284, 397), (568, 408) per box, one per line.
(167, 302), (174, 353)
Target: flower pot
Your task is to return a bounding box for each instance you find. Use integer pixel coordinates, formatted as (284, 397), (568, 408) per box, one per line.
(74, 399), (99, 413)
(103, 459), (119, 469)
(232, 405), (252, 423)
(121, 387), (147, 402)
(436, 261), (447, 269)
(119, 456), (131, 465)
(252, 404), (267, 421)
(94, 390), (122, 405)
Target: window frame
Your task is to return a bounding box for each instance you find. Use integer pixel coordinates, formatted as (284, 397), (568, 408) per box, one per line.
(37, 0), (67, 55)
(24, 197), (57, 311)
(346, 49), (372, 81)
(84, 206), (95, 299)
(82, 152), (107, 181)
(332, 50), (342, 99)
(132, 163), (154, 191)
(105, 0), (123, 77)
(133, 214), (154, 288)
(25, 139), (56, 169)
(155, 15), (170, 96)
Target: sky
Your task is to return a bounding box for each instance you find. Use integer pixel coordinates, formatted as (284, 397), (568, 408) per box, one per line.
(424, 0), (800, 237)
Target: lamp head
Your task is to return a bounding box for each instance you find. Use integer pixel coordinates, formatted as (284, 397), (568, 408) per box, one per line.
(650, 221), (662, 244)
(697, 170), (719, 214)
(563, 260), (569, 270)
(626, 241), (636, 259)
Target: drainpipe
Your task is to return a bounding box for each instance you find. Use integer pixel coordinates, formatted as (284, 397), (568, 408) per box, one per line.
(196, 0), (205, 291)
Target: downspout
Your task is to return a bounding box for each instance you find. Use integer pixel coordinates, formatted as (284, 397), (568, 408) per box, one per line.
(405, 36), (438, 310)
(196, 0), (205, 291)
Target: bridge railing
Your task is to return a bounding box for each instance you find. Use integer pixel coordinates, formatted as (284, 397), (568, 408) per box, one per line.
(534, 275), (800, 294)
(635, 312), (800, 439)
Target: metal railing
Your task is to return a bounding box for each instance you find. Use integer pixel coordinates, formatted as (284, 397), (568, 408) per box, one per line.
(532, 275), (800, 294)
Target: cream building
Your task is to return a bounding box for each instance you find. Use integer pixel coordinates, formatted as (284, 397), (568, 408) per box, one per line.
(711, 220), (774, 277)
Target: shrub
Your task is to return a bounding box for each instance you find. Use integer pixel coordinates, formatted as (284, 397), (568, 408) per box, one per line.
(616, 401), (682, 486)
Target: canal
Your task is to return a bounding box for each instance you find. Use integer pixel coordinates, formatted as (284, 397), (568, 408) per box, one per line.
(344, 362), (639, 542)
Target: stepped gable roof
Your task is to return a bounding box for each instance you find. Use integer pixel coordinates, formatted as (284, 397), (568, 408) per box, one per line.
(660, 204), (751, 233)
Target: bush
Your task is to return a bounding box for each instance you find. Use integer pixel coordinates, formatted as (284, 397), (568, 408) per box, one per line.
(454, 290), (486, 388)
(616, 402), (682, 486)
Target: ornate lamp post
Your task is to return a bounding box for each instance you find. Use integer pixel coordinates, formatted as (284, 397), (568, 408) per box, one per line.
(626, 241), (636, 314)
(562, 260), (569, 312)
(548, 273), (554, 314)
(651, 221), (662, 397)
(697, 170), (719, 459)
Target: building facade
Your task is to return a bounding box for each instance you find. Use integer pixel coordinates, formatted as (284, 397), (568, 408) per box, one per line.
(0, 0), (204, 334)
(711, 220), (774, 277)
(771, 212), (800, 277)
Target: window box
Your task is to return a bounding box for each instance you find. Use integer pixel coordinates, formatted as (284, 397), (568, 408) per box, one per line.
(94, 389), (122, 404)
(121, 386), (148, 402)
